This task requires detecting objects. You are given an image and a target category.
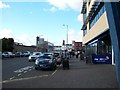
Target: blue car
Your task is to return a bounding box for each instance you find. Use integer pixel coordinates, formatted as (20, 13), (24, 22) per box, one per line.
(35, 55), (57, 70)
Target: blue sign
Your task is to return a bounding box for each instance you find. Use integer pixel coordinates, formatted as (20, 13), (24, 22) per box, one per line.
(92, 54), (112, 64)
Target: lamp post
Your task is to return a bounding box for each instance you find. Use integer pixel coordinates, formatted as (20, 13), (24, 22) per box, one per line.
(63, 24), (69, 50)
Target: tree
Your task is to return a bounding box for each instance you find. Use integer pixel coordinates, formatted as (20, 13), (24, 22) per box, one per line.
(2, 37), (14, 52)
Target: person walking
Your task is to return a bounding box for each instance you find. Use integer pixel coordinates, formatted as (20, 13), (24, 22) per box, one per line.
(75, 51), (78, 58)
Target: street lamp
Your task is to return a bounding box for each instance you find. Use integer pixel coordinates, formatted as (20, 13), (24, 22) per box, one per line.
(63, 24), (69, 50)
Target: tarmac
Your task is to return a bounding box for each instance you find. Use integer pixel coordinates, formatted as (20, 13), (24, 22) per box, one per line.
(2, 56), (119, 89)
(53, 56), (119, 88)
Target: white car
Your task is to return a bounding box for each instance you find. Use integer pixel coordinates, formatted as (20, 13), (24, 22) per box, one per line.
(24, 51), (31, 57)
(28, 52), (42, 61)
(2, 52), (15, 58)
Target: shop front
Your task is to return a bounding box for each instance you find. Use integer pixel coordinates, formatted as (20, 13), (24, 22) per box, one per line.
(84, 30), (113, 64)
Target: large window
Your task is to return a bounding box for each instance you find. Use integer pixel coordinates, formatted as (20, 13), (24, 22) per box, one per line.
(97, 35), (112, 54)
(85, 34), (111, 56)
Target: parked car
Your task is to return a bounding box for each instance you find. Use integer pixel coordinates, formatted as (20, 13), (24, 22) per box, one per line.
(2, 52), (15, 58)
(15, 52), (23, 57)
(35, 54), (56, 70)
(8, 52), (15, 58)
(24, 51), (31, 57)
(28, 52), (42, 62)
(2, 52), (9, 58)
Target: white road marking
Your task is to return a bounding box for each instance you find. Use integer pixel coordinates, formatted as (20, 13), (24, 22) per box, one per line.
(28, 69), (32, 71)
(24, 71), (27, 73)
(14, 66), (34, 73)
(51, 70), (57, 76)
(18, 74), (22, 76)
(2, 75), (49, 83)
(9, 76), (15, 80)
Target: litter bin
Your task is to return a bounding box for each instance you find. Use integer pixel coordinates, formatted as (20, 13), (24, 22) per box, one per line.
(62, 57), (69, 70)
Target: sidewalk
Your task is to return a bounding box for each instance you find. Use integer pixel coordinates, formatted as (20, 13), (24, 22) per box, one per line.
(50, 57), (119, 88)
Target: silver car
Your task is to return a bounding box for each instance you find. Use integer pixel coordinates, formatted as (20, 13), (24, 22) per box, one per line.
(28, 52), (42, 61)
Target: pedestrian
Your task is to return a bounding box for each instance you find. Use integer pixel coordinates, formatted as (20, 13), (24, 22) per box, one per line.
(69, 51), (72, 58)
(75, 51), (78, 58)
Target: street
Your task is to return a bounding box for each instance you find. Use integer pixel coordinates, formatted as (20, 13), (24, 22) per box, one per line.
(2, 57), (119, 88)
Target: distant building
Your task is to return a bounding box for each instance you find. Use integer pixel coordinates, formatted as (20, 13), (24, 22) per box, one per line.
(13, 42), (36, 52)
(36, 36), (54, 52)
(72, 41), (82, 51)
(54, 46), (62, 51)
(48, 42), (54, 52)
(66, 44), (72, 51)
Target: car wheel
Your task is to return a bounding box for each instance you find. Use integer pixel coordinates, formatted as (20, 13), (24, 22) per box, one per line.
(29, 60), (31, 62)
(35, 67), (38, 70)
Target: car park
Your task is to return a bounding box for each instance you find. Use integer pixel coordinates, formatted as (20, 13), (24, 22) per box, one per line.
(28, 52), (42, 61)
(35, 54), (56, 70)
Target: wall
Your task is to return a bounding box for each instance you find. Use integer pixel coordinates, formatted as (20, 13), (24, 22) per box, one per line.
(83, 11), (109, 44)
(13, 44), (36, 52)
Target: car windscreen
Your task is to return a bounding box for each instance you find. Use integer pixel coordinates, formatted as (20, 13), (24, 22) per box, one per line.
(38, 56), (52, 59)
(33, 53), (40, 55)
(53, 53), (59, 57)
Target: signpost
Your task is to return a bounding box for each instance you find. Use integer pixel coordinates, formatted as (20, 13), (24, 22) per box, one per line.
(92, 54), (112, 64)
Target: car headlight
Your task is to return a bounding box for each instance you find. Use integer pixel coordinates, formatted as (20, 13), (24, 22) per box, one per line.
(35, 60), (39, 65)
(49, 60), (53, 64)
(28, 56), (31, 59)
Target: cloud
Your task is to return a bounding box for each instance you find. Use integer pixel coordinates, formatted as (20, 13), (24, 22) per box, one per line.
(49, 6), (57, 13)
(47, 0), (82, 11)
(43, 6), (57, 13)
(46, 0), (83, 23)
(0, 1), (10, 9)
(68, 29), (83, 44)
(0, 28), (36, 46)
(15, 34), (36, 46)
(29, 11), (33, 14)
(0, 28), (13, 38)
(47, 0), (67, 10)
(68, 29), (75, 35)
(77, 14), (83, 23)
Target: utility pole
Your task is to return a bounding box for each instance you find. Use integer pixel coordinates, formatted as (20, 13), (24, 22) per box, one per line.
(63, 24), (69, 50)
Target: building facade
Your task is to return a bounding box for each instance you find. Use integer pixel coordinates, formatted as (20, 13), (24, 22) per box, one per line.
(54, 46), (62, 52)
(13, 42), (36, 52)
(36, 36), (54, 52)
(81, 0), (114, 64)
(72, 41), (82, 51)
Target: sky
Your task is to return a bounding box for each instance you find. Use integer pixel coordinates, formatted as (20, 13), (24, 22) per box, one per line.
(0, 0), (83, 46)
